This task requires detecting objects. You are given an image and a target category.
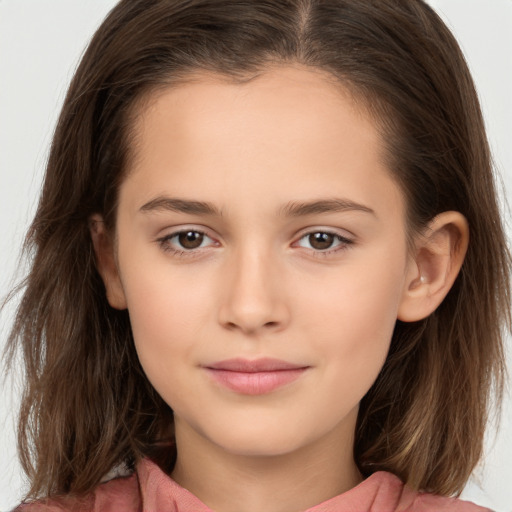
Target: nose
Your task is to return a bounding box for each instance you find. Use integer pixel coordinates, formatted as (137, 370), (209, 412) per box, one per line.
(217, 245), (290, 335)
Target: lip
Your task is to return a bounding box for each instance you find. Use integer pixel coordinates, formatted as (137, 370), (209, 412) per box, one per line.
(203, 358), (309, 395)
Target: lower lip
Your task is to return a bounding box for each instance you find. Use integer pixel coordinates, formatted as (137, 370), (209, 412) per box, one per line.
(205, 368), (307, 395)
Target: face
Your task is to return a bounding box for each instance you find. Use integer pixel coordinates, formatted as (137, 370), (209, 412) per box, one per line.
(106, 66), (414, 459)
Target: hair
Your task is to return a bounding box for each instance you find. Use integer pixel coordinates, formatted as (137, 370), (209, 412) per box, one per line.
(4, 0), (511, 501)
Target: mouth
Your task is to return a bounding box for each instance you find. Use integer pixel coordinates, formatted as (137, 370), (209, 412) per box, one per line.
(203, 358), (309, 395)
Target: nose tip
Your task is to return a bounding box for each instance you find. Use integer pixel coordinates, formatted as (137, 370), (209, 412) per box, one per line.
(219, 288), (287, 335)
(217, 253), (289, 335)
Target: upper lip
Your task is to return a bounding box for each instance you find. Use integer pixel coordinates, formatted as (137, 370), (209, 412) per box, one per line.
(205, 358), (308, 373)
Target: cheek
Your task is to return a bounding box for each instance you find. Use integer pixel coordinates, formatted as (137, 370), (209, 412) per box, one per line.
(122, 273), (209, 408)
(117, 253), (216, 374)
(302, 247), (406, 334)
(300, 249), (407, 386)
(119, 235), (214, 322)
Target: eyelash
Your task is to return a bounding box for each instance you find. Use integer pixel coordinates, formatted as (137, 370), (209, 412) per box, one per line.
(156, 229), (354, 259)
(295, 231), (354, 258)
(156, 229), (216, 259)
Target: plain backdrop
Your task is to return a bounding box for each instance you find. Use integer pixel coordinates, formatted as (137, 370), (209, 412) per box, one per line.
(0, 1), (511, 511)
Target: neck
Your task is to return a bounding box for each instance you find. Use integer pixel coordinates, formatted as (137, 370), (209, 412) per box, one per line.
(171, 411), (362, 512)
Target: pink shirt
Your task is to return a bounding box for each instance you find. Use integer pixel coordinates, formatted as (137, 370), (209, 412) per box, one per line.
(17, 458), (490, 512)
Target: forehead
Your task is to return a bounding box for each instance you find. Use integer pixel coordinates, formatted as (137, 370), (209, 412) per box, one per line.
(129, 65), (376, 166)
(120, 65), (404, 222)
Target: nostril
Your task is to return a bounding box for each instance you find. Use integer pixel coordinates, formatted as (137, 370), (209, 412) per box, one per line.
(217, 287), (290, 334)
(223, 319), (282, 334)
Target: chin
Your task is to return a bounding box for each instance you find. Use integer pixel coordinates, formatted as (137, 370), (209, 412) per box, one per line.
(203, 420), (317, 458)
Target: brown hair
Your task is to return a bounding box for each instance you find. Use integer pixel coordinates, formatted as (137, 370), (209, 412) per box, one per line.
(4, 0), (510, 500)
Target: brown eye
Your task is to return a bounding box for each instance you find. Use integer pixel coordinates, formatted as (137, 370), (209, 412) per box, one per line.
(308, 232), (335, 250)
(178, 231), (204, 249)
(158, 229), (216, 256)
(295, 231), (353, 254)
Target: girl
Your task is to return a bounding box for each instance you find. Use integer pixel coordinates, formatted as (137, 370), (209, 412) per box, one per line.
(3, 0), (511, 510)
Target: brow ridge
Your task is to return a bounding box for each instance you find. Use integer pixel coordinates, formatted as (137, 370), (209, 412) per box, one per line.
(139, 196), (375, 218)
(139, 197), (221, 216)
(280, 198), (375, 217)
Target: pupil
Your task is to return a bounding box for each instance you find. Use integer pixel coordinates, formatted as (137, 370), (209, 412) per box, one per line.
(309, 232), (334, 250)
(179, 231), (203, 249)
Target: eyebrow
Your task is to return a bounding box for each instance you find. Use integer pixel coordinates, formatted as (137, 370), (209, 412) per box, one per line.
(279, 198), (375, 217)
(139, 196), (375, 218)
(139, 197), (222, 216)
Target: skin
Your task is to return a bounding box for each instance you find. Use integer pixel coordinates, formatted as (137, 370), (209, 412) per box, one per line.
(91, 65), (468, 512)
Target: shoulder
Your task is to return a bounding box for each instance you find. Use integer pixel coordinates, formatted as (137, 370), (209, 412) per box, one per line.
(393, 475), (491, 512)
(399, 490), (492, 512)
(307, 471), (492, 512)
(14, 472), (140, 512)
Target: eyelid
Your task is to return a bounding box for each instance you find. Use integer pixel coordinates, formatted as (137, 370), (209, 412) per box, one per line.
(154, 225), (355, 259)
(292, 227), (355, 255)
(155, 224), (217, 240)
(294, 226), (355, 242)
(155, 226), (220, 255)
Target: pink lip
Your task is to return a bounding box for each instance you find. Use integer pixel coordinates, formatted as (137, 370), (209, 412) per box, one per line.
(204, 358), (309, 395)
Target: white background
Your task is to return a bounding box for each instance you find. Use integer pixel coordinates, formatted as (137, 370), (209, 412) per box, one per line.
(0, 1), (510, 510)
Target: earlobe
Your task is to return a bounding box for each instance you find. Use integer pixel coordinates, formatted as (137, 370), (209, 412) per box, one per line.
(397, 211), (469, 322)
(89, 214), (128, 310)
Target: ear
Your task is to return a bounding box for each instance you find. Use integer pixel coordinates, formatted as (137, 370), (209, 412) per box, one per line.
(397, 211), (469, 322)
(89, 214), (128, 310)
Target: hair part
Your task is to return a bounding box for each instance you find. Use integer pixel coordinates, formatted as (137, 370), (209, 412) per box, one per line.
(5, 0), (511, 500)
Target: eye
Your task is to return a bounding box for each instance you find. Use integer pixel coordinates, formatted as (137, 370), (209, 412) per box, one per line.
(296, 231), (353, 252)
(175, 231), (208, 249)
(157, 229), (217, 253)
